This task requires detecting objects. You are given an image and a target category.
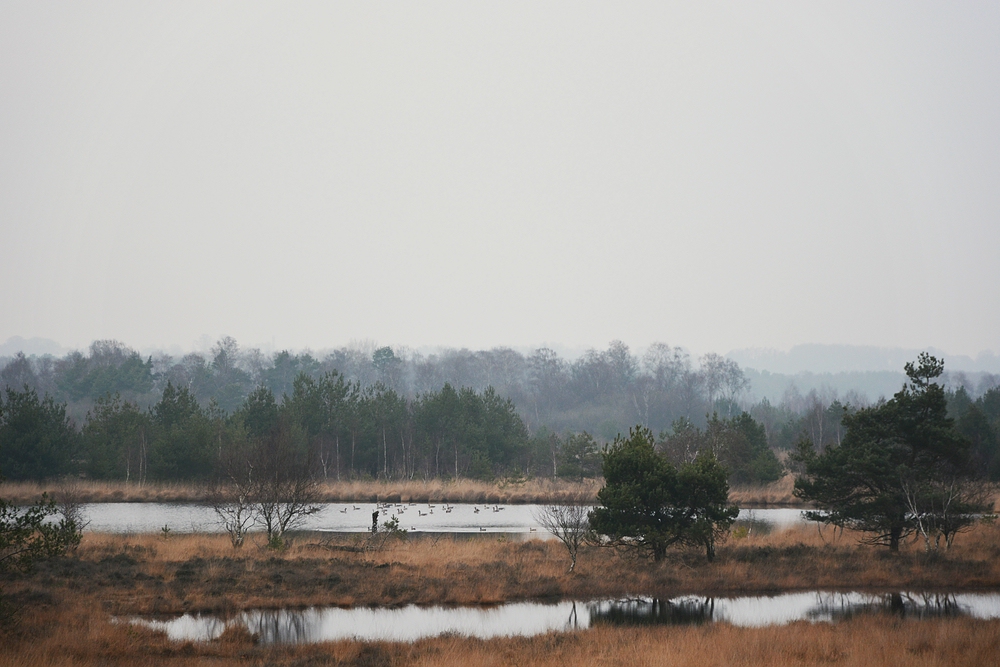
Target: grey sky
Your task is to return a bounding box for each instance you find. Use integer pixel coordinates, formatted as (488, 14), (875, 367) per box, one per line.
(2, 2), (998, 357)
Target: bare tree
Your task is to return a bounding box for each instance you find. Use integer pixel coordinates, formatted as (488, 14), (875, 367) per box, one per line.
(701, 353), (748, 416)
(533, 505), (591, 573)
(700, 353), (727, 409)
(212, 436), (257, 548)
(210, 336), (240, 375)
(254, 424), (320, 547)
(55, 480), (90, 536)
(720, 360), (750, 411)
(902, 475), (991, 552)
(642, 343), (689, 391)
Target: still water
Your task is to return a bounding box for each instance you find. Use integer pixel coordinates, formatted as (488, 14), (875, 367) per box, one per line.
(81, 503), (804, 534)
(129, 591), (1000, 644)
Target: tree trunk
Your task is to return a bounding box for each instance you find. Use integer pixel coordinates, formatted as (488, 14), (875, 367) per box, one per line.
(889, 525), (902, 552)
(139, 429), (147, 487)
(400, 431), (407, 479)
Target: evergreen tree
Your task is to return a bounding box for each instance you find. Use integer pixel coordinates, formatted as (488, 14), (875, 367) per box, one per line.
(590, 426), (737, 561)
(0, 387), (77, 481)
(794, 354), (987, 551)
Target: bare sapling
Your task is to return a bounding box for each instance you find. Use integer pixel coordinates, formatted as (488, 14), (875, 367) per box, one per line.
(534, 504), (591, 572)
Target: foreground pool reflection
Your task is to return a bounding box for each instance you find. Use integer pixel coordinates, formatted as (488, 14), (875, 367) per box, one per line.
(128, 591), (1000, 644)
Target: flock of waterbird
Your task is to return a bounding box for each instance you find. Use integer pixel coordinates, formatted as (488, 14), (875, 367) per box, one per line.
(337, 501), (534, 532)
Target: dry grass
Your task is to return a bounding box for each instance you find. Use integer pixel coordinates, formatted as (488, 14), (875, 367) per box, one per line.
(4, 474), (996, 510)
(0, 475), (832, 507)
(1, 598), (998, 667)
(0, 480), (218, 504)
(3, 522), (1000, 665)
(729, 473), (800, 507)
(311, 477), (602, 505)
(416, 619), (1000, 667)
(3, 520), (999, 620)
(0, 478), (602, 506)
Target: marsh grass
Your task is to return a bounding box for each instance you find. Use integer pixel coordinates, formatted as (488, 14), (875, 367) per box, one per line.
(729, 473), (800, 507)
(1, 474), (883, 508)
(0, 480), (217, 504)
(4, 480), (1000, 665)
(0, 478), (602, 506)
(3, 522), (1000, 665)
(2, 599), (999, 667)
(4, 520), (998, 621)
(4, 474), (997, 512)
(407, 620), (1000, 667)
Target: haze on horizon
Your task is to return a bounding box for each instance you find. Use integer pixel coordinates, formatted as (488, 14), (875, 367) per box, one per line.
(2, 2), (999, 358)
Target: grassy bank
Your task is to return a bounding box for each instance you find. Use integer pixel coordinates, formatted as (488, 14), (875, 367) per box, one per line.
(0, 474), (807, 507)
(3, 608), (998, 667)
(3, 522), (1000, 665)
(4, 522), (1000, 615)
(66, 523), (1000, 614)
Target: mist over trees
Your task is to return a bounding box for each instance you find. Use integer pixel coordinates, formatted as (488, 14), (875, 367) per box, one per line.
(2, 337), (998, 484)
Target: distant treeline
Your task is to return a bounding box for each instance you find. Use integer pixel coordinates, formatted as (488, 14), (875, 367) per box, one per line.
(0, 337), (825, 438)
(0, 374), (785, 485)
(1, 338), (998, 482)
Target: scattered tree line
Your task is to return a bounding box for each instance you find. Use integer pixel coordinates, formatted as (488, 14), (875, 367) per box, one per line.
(578, 355), (995, 568)
(1, 374), (797, 487)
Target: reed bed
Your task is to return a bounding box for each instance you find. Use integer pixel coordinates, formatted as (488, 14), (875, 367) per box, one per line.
(310, 477), (602, 505)
(1, 476), (815, 507)
(729, 473), (801, 507)
(0, 478), (603, 506)
(0, 479), (217, 504)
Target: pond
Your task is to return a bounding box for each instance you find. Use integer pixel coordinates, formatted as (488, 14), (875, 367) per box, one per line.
(127, 591), (1000, 644)
(80, 503), (806, 535)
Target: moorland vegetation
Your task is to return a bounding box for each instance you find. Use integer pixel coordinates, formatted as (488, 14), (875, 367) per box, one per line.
(0, 354), (998, 665)
(2, 523), (1000, 666)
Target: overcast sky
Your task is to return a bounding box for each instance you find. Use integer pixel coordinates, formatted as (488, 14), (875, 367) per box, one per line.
(2, 2), (998, 358)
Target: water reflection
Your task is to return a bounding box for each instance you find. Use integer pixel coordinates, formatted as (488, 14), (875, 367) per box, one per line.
(135, 601), (587, 644)
(589, 591), (1000, 628)
(808, 592), (980, 621)
(128, 591), (1000, 644)
(590, 597), (716, 626)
